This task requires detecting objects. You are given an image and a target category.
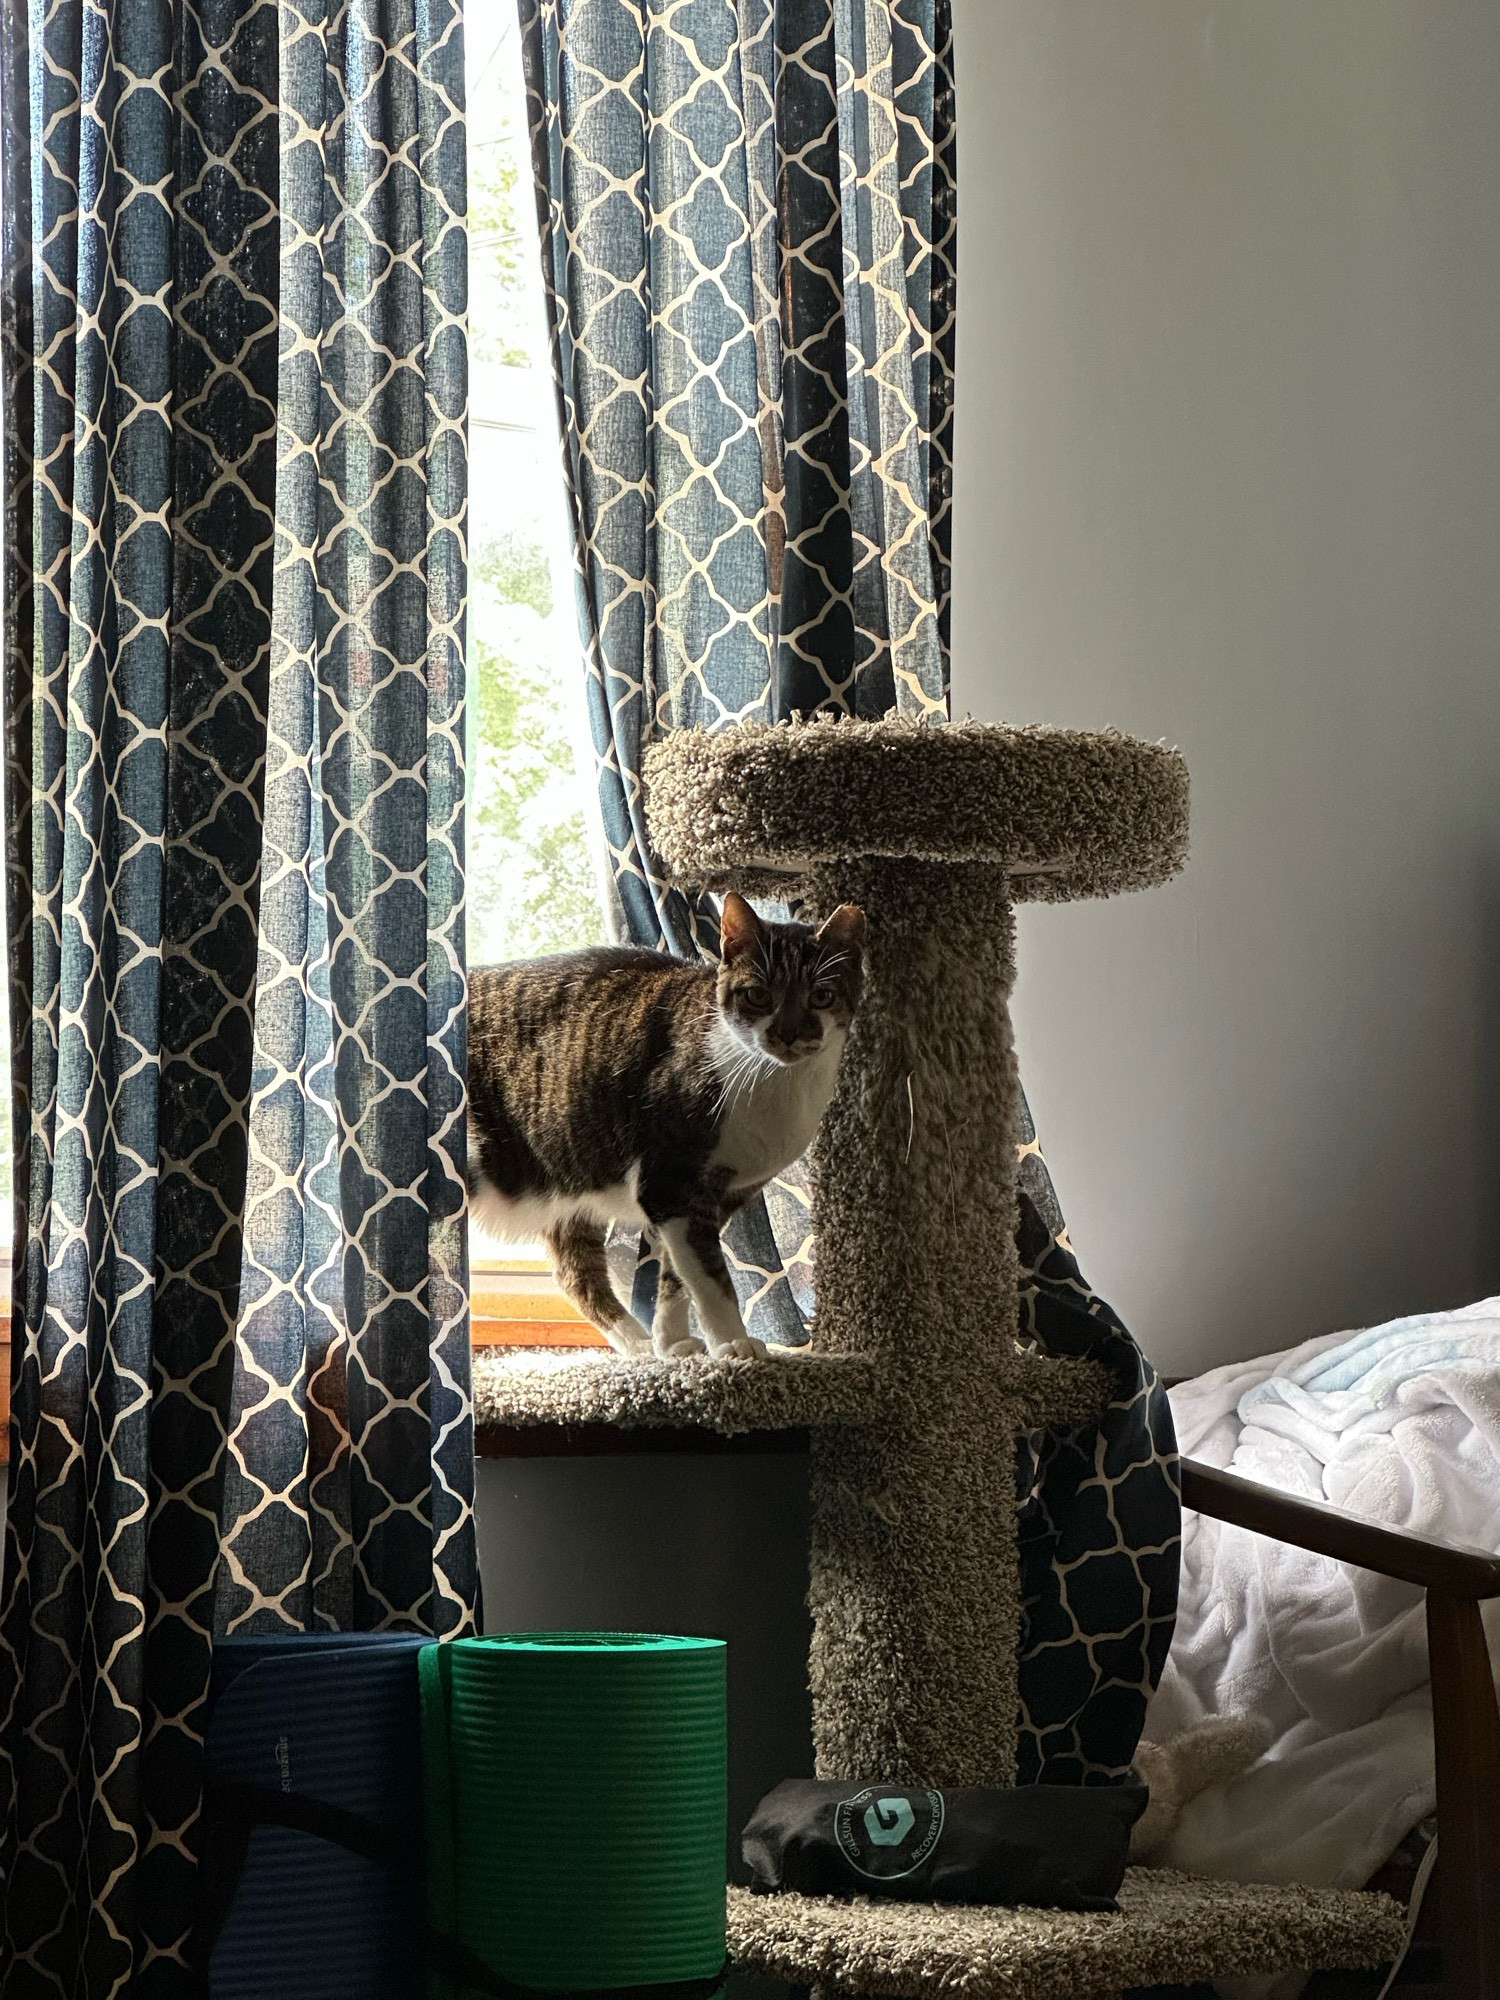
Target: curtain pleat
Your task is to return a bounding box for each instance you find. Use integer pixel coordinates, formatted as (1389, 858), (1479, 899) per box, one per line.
(227, 0), (475, 1642)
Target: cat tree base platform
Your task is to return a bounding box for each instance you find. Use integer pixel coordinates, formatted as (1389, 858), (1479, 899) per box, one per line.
(726, 1873), (1406, 2000)
(470, 1347), (1109, 1438)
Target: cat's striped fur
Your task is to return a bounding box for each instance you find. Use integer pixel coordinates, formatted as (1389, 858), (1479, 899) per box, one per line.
(467, 894), (866, 1357)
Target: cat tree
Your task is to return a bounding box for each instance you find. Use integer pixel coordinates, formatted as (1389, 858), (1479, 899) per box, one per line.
(472, 715), (1403, 1996)
(641, 716), (1403, 1998)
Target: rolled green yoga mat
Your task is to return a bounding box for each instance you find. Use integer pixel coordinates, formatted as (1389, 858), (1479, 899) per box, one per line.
(420, 1633), (727, 1996)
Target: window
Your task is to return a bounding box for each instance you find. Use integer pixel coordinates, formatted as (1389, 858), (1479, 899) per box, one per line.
(465, 16), (604, 973)
(465, 14), (608, 1343)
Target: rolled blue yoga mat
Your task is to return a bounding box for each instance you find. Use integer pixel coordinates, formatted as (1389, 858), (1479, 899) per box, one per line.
(202, 1633), (430, 2000)
(420, 1633), (729, 1997)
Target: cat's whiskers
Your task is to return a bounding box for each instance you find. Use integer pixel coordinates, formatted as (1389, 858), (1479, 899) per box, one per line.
(712, 1039), (778, 1119)
(713, 1069), (751, 1122)
(704, 1040), (747, 1111)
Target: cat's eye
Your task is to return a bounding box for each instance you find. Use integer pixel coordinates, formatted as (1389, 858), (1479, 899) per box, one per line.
(811, 983), (837, 1009)
(743, 983), (772, 1011)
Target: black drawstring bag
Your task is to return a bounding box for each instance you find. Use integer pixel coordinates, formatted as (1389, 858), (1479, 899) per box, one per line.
(742, 1780), (1147, 1913)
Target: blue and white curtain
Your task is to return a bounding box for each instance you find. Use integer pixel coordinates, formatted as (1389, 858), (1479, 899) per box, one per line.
(0, 0), (475, 1985)
(522, 0), (1178, 1778)
(1013, 1127), (1180, 1785)
(520, 0), (957, 954)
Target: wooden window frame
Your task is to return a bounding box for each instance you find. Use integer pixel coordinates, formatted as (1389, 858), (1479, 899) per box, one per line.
(470, 1252), (606, 1351)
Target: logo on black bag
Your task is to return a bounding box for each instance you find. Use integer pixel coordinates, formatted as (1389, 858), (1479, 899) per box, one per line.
(834, 1787), (944, 1880)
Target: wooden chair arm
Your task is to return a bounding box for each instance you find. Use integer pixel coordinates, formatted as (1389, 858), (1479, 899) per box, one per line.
(1180, 1458), (1500, 1599)
(1179, 1454), (1500, 1998)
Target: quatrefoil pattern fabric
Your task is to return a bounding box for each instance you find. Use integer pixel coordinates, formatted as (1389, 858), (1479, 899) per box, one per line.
(1013, 1167), (1182, 1787)
(522, 0), (955, 956)
(520, 0), (957, 1343)
(0, 0), (475, 1986)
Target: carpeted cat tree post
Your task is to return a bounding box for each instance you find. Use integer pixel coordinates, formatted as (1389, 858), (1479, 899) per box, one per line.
(638, 716), (1405, 1999)
(645, 718), (1180, 1790)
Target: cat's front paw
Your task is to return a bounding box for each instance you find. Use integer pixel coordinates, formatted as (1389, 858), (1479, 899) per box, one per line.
(602, 1315), (653, 1357)
(706, 1334), (768, 1362)
(653, 1332), (706, 1360)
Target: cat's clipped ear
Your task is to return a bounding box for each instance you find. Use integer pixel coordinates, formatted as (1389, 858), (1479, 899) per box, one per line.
(719, 892), (765, 963)
(816, 904), (867, 957)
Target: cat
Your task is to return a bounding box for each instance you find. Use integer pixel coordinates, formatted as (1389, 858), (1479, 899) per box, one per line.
(466, 893), (866, 1359)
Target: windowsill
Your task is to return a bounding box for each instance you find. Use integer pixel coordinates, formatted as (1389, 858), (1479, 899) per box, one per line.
(470, 1252), (607, 1350)
(472, 1282), (608, 1351)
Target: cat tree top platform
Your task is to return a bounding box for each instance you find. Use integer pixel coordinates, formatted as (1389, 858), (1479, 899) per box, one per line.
(643, 715), (1188, 902)
(471, 1347), (1109, 1438)
(726, 1871), (1405, 2000)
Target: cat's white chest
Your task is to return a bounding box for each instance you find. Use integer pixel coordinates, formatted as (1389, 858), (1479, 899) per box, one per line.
(710, 1029), (845, 1192)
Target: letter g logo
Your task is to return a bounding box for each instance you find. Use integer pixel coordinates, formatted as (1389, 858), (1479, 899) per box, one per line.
(864, 1796), (916, 1847)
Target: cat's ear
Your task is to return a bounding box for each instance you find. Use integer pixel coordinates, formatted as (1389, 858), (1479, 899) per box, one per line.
(816, 904), (867, 956)
(720, 892), (765, 963)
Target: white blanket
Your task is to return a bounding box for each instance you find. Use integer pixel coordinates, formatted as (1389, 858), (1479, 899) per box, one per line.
(1145, 1295), (1500, 1891)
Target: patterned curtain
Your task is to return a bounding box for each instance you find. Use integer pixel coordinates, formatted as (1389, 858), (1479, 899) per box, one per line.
(1013, 1129), (1181, 1784)
(0, 0), (475, 1985)
(520, 0), (957, 1340)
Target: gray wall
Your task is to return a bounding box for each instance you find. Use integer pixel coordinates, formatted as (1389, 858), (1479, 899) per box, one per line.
(952, 0), (1500, 1376)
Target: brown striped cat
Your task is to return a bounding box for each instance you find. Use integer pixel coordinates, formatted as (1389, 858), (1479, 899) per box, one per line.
(466, 894), (866, 1359)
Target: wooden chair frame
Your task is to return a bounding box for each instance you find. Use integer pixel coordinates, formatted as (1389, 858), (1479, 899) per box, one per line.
(1183, 1459), (1500, 2000)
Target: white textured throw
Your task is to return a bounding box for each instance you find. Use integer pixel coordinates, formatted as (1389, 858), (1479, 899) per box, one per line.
(1148, 1297), (1500, 1898)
